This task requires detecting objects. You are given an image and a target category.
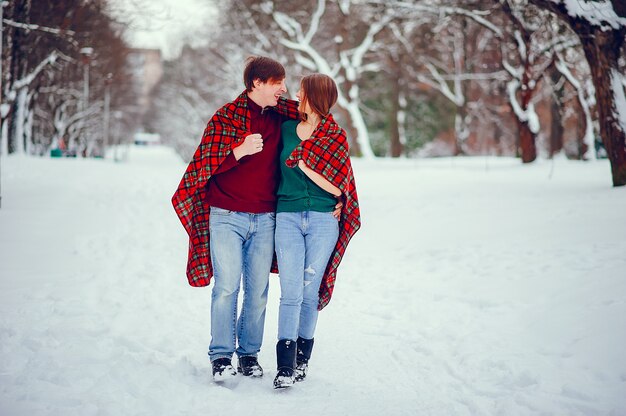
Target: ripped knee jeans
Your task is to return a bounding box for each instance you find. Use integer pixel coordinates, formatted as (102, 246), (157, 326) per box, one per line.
(275, 211), (339, 341)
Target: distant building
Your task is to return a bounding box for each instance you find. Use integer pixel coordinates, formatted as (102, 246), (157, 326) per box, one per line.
(126, 48), (163, 127)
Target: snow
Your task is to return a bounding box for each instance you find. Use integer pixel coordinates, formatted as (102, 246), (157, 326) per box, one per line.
(560, 0), (626, 30)
(527, 102), (540, 134)
(507, 80), (540, 134)
(1, 146), (626, 415)
(0, 104), (10, 119)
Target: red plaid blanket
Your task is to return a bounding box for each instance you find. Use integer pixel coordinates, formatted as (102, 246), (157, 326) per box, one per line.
(172, 91), (299, 286)
(285, 113), (361, 310)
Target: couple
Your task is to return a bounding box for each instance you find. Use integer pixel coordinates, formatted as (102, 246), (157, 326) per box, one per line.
(172, 56), (360, 389)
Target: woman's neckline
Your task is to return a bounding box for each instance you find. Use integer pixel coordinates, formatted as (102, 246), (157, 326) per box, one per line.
(296, 120), (318, 141)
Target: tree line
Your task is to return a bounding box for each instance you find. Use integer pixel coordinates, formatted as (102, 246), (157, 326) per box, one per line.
(2, 1), (625, 186)
(1, 0), (138, 158)
(148, 0), (626, 186)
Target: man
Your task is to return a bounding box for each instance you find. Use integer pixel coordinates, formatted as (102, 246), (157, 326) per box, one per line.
(172, 56), (299, 381)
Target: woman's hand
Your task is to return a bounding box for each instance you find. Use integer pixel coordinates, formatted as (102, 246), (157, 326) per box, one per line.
(332, 200), (343, 219)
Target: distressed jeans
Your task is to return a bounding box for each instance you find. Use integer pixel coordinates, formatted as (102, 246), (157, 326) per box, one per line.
(275, 211), (339, 341)
(208, 207), (275, 361)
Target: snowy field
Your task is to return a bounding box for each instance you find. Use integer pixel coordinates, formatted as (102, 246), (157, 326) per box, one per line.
(1, 145), (625, 416)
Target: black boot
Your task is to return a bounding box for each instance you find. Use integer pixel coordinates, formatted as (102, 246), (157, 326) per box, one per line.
(295, 337), (314, 382)
(212, 357), (237, 382)
(273, 339), (297, 389)
(237, 355), (263, 377)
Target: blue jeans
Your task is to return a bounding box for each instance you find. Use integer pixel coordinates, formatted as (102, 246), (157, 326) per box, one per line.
(208, 207), (275, 361)
(275, 211), (339, 341)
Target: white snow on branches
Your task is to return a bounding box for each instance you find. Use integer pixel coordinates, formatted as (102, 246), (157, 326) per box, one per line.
(558, 0), (626, 29)
(507, 80), (540, 134)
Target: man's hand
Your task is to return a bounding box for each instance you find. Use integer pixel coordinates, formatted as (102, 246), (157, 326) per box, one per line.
(233, 133), (263, 160)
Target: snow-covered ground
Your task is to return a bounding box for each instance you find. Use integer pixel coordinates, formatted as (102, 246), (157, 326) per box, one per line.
(1, 146), (625, 416)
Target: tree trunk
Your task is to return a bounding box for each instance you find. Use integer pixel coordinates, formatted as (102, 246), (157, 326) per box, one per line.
(528, 0), (626, 186)
(501, 0), (539, 164)
(519, 59), (538, 163)
(454, 110), (469, 156)
(1, 118), (8, 155)
(14, 87), (27, 154)
(455, 19), (469, 156)
(493, 121), (502, 156)
(344, 98), (374, 158)
(575, 104), (587, 160)
(25, 100), (33, 155)
(549, 66), (564, 157)
(580, 34), (626, 185)
(336, 22), (363, 158)
(549, 98), (564, 157)
(518, 119), (537, 163)
(389, 67), (404, 157)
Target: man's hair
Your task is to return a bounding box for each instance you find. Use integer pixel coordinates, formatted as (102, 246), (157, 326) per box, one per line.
(243, 56), (286, 91)
(300, 74), (338, 118)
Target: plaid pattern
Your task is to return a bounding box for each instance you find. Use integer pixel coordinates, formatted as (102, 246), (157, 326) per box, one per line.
(285, 113), (361, 310)
(172, 91), (299, 287)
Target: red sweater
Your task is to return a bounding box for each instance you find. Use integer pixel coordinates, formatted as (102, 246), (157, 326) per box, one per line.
(205, 97), (288, 213)
(172, 92), (299, 288)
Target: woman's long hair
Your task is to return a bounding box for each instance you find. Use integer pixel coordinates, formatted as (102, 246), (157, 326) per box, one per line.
(300, 74), (338, 121)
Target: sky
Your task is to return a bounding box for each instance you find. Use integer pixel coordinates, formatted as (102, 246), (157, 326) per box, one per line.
(109, 0), (217, 59)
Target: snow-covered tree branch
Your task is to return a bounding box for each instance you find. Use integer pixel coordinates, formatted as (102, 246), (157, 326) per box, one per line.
(528, 0), (626, 185)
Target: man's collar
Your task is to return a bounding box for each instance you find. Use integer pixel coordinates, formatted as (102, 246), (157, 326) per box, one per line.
(247, 95), (264, 115)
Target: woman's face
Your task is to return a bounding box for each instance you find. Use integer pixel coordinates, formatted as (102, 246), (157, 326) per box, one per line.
(296, 86), (310, 114)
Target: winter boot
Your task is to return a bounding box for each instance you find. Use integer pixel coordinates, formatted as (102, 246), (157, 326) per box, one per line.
(273, 339), (297, 389)
(237, 355), (263, 377)
(212, 357), (237, 382)
(295, 337), (314, 382)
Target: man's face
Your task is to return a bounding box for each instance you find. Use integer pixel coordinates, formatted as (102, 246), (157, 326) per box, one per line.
(253, 78), (287, 108)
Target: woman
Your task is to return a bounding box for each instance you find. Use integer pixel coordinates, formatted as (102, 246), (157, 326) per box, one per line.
(273, 74), (361, 389)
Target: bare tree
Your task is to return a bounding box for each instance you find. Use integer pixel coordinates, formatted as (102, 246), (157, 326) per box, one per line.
(1, 0), (132, 157)
(496, 0), (571, 163)
(146, 40), (242, 161)
(381, 1), (508, 156)
(241, 0), (396, 158)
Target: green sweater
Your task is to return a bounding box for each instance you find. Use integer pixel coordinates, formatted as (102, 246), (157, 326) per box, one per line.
(277, 120), (337, 213)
